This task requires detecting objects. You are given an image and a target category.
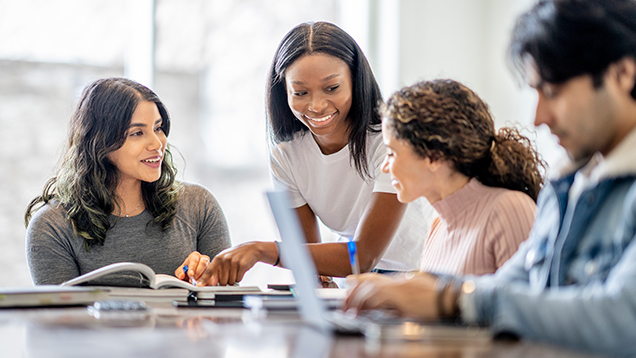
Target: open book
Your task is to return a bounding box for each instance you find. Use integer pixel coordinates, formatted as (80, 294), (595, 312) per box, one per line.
(60, 262), (262, 294)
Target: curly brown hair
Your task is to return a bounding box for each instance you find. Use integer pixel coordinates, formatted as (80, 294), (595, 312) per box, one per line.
(381, 79), (545, 202)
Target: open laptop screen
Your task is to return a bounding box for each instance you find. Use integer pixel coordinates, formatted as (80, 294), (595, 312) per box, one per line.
(266, 191), (333, 332)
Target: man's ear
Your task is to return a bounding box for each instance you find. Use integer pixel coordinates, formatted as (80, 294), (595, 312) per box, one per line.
(612, 57), (636, 99)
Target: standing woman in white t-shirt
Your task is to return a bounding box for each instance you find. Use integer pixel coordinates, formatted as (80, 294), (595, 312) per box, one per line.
(186, 21), (434, 286)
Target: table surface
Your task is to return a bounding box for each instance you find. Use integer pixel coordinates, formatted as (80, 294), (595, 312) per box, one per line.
(0, 303), (607, 358)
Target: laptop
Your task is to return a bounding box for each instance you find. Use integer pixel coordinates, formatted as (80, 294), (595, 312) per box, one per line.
(266, 191), (492, 339)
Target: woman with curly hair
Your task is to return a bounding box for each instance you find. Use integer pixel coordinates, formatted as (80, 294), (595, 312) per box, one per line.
(25, 77), (230, 286)
(381, 79), (545, 275)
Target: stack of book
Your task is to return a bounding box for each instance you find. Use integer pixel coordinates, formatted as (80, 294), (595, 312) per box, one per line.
(0, 286), (109, 308)
(61, 262), (263, 305)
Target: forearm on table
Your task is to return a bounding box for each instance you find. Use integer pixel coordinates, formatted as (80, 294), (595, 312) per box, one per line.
(306, 239), (388, 277)
(307, 242), (353, 277)
(353, 225), (402, 272)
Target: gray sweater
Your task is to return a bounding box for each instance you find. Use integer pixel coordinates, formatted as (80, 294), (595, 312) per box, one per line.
(26, 182), (231, 285)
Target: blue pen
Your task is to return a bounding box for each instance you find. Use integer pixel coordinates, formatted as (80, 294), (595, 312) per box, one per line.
(182, 265), (198, 286)
(347, 238), (360, 276)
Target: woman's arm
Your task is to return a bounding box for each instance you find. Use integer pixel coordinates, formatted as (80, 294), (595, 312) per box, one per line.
(296, 204), (321, 244)
(26, 205), (80, 285)
(197, 192), (407, 285)
(194, 189), (232, 257)
(309, 192), (407, 276)
(174, 185), (231, 282)
(489, 191), (536, 269)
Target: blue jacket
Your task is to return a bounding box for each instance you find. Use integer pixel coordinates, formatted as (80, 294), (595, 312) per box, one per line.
(461, 134), (636, 357)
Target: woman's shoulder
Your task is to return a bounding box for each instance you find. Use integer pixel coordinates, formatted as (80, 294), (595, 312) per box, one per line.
(478, 183), (536, 215)
(27, 201), (73, 234)
(365, 129), (385, 152)
(177, 181), (215, 200)
(174, 182), (226, 228)
(29, 201), (68, 224)
(273, 131), (314, 153)
(176, 181), (223, 209)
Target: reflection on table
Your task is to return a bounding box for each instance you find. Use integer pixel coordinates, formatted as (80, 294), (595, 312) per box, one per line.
(0, 304), (607, 358)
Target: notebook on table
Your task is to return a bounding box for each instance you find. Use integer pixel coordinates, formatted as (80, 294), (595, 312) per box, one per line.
(0, 286), (109, 308)
(266, 190), (491, 339)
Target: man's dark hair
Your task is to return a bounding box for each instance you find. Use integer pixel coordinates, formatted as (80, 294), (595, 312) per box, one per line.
(509, 0), (636, 97)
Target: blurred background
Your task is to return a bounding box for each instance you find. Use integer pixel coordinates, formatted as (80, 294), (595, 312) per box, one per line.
(0, 0), (563, 287)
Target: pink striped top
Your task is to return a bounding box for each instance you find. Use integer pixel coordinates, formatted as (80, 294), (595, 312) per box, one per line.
(419, 178), (536, 276)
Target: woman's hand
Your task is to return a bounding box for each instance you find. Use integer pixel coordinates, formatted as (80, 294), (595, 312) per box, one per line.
(175, 251), (211, 284)
(343, 272), (438, 319)
(319, 275), (339, 288)
(197, 241), (278, 286)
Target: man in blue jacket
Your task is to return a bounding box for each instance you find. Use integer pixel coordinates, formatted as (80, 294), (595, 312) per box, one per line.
(344, 0), (636, 356)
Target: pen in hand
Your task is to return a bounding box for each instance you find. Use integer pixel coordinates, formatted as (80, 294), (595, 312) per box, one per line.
(182, 265), (198, 286)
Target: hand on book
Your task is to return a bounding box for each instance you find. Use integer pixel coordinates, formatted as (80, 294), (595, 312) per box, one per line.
(175, 251), (211, 286)
(196, 241), (279, 286)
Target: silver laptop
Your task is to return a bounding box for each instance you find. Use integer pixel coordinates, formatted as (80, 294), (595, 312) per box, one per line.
(266, 191), (491, 339)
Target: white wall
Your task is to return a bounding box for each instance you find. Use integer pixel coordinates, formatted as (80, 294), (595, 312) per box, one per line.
(370, 0), (566, 171)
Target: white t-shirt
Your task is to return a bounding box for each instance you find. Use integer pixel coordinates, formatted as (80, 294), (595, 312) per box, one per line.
(270, 130), (434, 270)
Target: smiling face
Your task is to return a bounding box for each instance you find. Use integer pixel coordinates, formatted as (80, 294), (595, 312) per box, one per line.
(107, 100), (167, 186)
(381, 122), (441, 203)
(284, 53), (353, 153)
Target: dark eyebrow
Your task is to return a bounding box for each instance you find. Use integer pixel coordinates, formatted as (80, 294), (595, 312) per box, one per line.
(128, 119), (163, 128)
(321, 73), (341, 82)
(290, 73), (343, 85)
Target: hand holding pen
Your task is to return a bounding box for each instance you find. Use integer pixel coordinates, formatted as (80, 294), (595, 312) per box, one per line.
(183, 265), (198, 286)
(175, 251), (211, 286)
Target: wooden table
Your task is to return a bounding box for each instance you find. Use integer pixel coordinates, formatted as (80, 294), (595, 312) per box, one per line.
(0, 304), (606, 358)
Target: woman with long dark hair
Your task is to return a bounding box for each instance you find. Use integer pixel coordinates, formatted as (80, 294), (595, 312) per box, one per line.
(190, 22), (434, 286)
(25, 77), (230, 285)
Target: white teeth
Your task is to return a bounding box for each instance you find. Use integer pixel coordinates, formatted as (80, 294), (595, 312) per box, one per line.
(305, 113), (334, 122)
(142, 158), (160, 164)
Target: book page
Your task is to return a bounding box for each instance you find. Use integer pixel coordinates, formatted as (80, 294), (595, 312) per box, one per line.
(153, 274), (195, 290)
(61, 262), (156, 287)
(153, 274), (262, 293)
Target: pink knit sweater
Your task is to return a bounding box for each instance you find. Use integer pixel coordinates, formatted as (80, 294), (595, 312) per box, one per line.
(419, 178), (536, 276)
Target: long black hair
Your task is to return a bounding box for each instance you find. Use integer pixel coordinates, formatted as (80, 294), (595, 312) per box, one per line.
(25, 77), (181, 248)
(266, 21), (383, 179)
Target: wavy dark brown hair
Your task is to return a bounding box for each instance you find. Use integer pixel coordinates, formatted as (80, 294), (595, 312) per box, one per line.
(381, 79), (545, 202)
(25, 77), (181, 248)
